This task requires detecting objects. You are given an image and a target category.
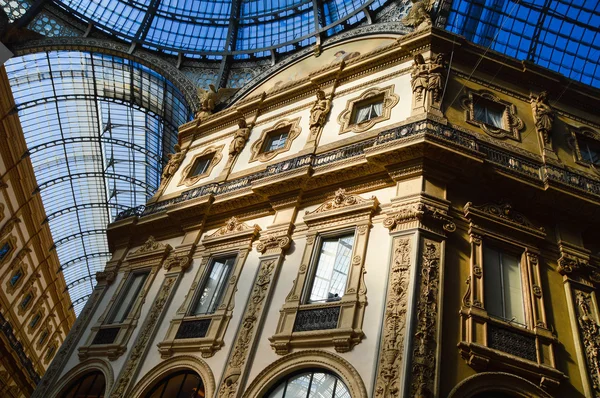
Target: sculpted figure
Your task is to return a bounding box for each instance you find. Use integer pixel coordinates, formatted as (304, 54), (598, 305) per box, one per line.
(402, 0), (434, 30)
(411, 54), (428, 102)
(427, 53), (445, 103)
(159, 144), (184, 188)
(195, 84), (238, 120)
(309, 90), (331, 134)
(532, 91), (554, 144)
(229, 119), (250, 157)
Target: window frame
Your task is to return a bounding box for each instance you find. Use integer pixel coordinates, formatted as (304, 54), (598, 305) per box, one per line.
(249, 118), (302, 163)
(350, 94), (385, 125)
(105, 270), (150, 325)
(188, 254), (237, 316)
(178, 144), (224, 187)
(337, 86), (399, 134)
(459, 201), (564, 387)
(461, 90), (524, 140)
(265, 368), (351, 398)
(570, 126), (600, 171)
(270, 189), (377, 354)
(261, 126), (290, 153)
(159, 217), (260, 359)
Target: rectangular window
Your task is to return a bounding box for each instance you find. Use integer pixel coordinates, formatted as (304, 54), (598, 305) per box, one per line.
(10, 268), (23, 286)
(189, 154), (213, 177)
(190, 256), (236, 315)
(106, 271), (149, 324)
(306, 234), (355, 303)
(20, 293), (32, 310)
(263, 128), (289, 152)
(484, 246), (526, 326)
(473, 97), (505, 129)
(352, 97), (384, 124)
(0, 242), (11, 261)
(30, 313), (41, 329)
(38, 330), (49, 345)
(579, 136), (600, 166)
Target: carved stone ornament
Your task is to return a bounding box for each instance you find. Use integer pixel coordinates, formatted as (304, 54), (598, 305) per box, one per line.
(228, 118), (251, 158)
(574, 290), (600, 395)
(410, 239), (441, 398)
(464, 201), (544, 233)
(531, 91), (554, 147)
(410, 53), (447, 114)
(195, 84), (238, 121)
(178, 144), (224, 187)
(209, 217), (257, 238)
(256, 235), (291, 254)
(337, 86), (399, 134)
(95, 270), (116, 285)
(461, 90), (524, 140)
(557, 254), (584, 275)
(374, 237), (412, 398)
(309, 90), (332, 136)
(111, 276), (177, 398)
(163, 253), (191, 271)
(383, 204), (456, 233)
(133, 236), (170, 254)
(402, 0), (435, 30)
(219, 259), (278, 397)
(158, 144), (185, 191)
(306, 188), (374, 215)
(0, 217), (20, 239)
(249, 118), (302, 163)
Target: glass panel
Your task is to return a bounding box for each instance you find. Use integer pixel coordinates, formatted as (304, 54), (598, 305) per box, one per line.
(0, 242), (11, 261)
(107, 272), (149, 324)
(143, 370), (203, 398)
(484, 246), (503, 319)
(190, 155), (212, 176)
(30, 313), (41, 328)
(39, 330), (49, 345)
(308, 234), (354, 303)
(20, 293), (32, 309)
(284, 373), (312, 398)
(191, 256), (236, 315)
(264, 130), (289, 152)
(502, 252), (525, 325)
(267, 370), (349, 398)
(59, 371), (106, 398)
(580, 137), (600, 165)
(10, 268), (23, 286)
(473, 98), (504, 128)
(309, 372), (336, 397)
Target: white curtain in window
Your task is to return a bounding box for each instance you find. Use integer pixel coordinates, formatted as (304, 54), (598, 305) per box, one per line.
(474, 102), (503, 128)
(373, 102), (383, 117)
(355, 106), (371, 123)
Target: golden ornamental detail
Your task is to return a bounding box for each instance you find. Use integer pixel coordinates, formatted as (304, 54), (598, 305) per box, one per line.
(133, 236), (171, 254)
(163, 253), (191, 271)
(574, 291), (600, 395)
(209, 217), (255, 238)
(256, 235), (291, 254)
(464, 201), (544, 232)
(307, 188), (373, 215)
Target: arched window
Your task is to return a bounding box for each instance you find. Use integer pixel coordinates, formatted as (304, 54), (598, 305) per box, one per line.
(144, 370), (205, 398)
(59, 370), (106, 398)
(472, 393), (518, 398)
(267, 369), (350, 398)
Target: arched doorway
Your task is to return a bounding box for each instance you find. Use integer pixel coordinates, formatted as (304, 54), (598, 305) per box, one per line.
(58, 370), (106, 398)
(265, 369), (351, 398)
(143, 370), (205, 398)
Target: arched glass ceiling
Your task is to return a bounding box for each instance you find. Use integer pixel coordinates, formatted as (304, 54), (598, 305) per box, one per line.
(50, 0), (389, 57)
(446, 0), (600, 88)
(5, 51), (192, 315)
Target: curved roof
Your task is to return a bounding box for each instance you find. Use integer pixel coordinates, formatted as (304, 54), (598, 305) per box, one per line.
(50, 0), (389, 57)
(5, 51), (191, 315)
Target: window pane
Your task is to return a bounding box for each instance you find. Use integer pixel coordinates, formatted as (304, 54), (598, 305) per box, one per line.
(309, 234), (354, 303)
(191, 256), (235, 315)
(580, 137), (600, 165)
(284, 373), (311, 398)
(484, 246), (503, 319)
(473, 98), (504, 128)
(10, 268), (22, 286)
(265, 130), (289, 152)
(190, 156), (211, 176)
(309, 372), (336, 397)
(267, 370), (349, 398)
(108, 272), (149, 324)
(0, 242), (11, 260)
(353, 99), (384, 124)
(502, 252), (525, 325)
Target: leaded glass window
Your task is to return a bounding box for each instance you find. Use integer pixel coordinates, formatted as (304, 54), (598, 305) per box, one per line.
(58, 370), (106, 398)
(307, 234), (355, 303)
(263, 128), (290, 153)
(144, 370), (204, 398)
(267, 370), (351, 398)
(484, 246), (526, 326)
(578, 136), (600, 166)
(190, 256), (236, 315)
(106, 271), (149, 324)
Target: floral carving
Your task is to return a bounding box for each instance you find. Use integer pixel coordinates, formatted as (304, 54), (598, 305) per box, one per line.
(133, 236), (169, 254)
(209, 217), (255, 237)
(464, 201), (544, 232)
(158, 144), (185, 191)
(574, 291), (600, 395)
(375, 237), (412, 398)
(111, 276), (177, 398)
(219, 259), (277, 397)
(163, 253), (191, 271)
(308, 189), (373, 215)
(256, 235), (291, 254)
(384, 204), (455, 232)
(410, 240), (440, 398)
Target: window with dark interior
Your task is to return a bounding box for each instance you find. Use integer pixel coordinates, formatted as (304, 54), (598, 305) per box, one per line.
(483, 246), (526, 326)
(10, 268), (22, 286)
(578, 136), (600, 166)
(30, 312), (41, 329)
(306, 233), (355, 303)
(20, 293), (32, 310)
(143, 370), (204, 398)
(106, 271), (149, 324)
(352, 95), (384, 124)
(190, 255), (236, 315)
(473, 96), (505, 129)
(38, 329), (49, 345)
(262, 127), (290, 153)
(0, 242), (11, 261)
(58, 370), (106, 398)
(189, 154), (214, 177)
(266, 369), (351, 398)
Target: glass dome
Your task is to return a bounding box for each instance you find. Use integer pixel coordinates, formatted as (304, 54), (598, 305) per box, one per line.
(51, 0), (389, 57)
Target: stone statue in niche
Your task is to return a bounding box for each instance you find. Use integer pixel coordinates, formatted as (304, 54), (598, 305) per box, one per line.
(531, 91), (554, 147)
(410, 53), (446, 115)
(402, 0), (436, 30)
(309, 90), (332, 136)
(159, 144), (184, 190)
(229, 118), (250, 158)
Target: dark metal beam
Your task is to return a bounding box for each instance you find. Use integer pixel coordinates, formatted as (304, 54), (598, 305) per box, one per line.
(52, 229), (107, 249)
(28, 137), (161, 161)
(14, 0), (48, 29)
(65, 275), (94, 290)
(45, 202), (130, 222)
(36, 172), (154, 193)
(217, 0), (242, 87)
(130, 0), (163, 51)
(59, 252), (112, 271)
(69, 294), (91, 309)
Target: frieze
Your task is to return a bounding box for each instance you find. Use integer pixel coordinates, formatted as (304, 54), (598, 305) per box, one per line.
(384, 203), (455, 233)
(306, 188), (376, 215)
(464, 201), (545, 237)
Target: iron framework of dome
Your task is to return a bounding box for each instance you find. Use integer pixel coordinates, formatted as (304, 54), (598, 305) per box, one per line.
(1, 0), (599, 316)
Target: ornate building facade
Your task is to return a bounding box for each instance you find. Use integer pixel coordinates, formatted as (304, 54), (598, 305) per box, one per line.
(0, 68), (76, 397)
(33, 27), (600, 398)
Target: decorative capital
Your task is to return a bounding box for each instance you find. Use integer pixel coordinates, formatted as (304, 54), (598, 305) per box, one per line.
(256, 235), (291, 255)
(134, 236), (171, 254)
(163, 253), (191, 271)
(210, 217), (257, 237)
(95, 270), (117, 285)
(384, 204), (455, 232)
